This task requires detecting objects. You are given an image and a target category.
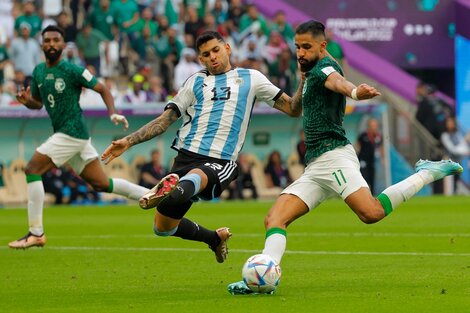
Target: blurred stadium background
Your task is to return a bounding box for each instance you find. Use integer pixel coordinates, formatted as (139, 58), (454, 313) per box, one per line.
(0, 0), (469, 202)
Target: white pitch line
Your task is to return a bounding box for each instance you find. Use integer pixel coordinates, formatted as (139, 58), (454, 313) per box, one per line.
(1, 245), (470, 257)
(1, 232), (470, 240)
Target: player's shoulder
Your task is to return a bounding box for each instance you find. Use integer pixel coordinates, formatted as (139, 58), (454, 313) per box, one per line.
(318, 57), (342, 73)
(180, 69), (210, 88)
(58, 60), (83, 71)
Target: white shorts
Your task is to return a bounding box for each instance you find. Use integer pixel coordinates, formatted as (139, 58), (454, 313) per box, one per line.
(36, 132), (99, 174)
(282, 144), (369, 210)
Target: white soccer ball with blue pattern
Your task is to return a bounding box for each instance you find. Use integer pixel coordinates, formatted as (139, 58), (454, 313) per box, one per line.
(242, 254), (282, 293)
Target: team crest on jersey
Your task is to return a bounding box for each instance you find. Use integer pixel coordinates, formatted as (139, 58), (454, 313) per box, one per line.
(55, 78), (66, 92)
(235, 78), (244, 85)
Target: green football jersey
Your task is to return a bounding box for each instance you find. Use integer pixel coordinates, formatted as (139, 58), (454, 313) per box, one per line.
(30, 60), (98, 139)
(302, 56), (350, 163)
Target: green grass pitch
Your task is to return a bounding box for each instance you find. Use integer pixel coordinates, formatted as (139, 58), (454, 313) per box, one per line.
(1, 196), (470, 313)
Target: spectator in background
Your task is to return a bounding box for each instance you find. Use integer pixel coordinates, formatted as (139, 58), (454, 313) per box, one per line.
(239, 4), (270, 39)
(264, 150), (291, 189)
(13, 69), (26, 89)
(262, 31), (288, 65)
(14, 0), (42, 38)
(182, 0), (209, 19)
(63, 42), (84, 67)
(227, 0), (244, 31)
(184, 5), (205, 41)
(416, 83), (453, 140)
(0, 0), (14, 43)
(0, 80), (17, 106)
(42, 167), (68, 204)
(103, 76), (123, 106)
(139, 149), (167, 189)
(112, 0), (140, 36)
(270, 10), (295, 49)
(440, 116), (470, 193)
(56, 11), (77, 42)
(130, 7), (158, 60)
(173, 47), (202, 90)
(325, 28), (344, 68)
(75, 22), (109, 77)
(0, 42), (9, 85)
(268, 47), (296, 95)
(355, 118), (384, 195)
(211, 0), (228, 25)
(153, 25), (184, 94)
(237, 34), (262, 65)
(87, 0), (116, 41)
(296, 129), (306, 166)
(123, 73), (152, 104)
(147, 75), (168, 102)
(9, 24), (41, 81)
(228, 153), (258, 200)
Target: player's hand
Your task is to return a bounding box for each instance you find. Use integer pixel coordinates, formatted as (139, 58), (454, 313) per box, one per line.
(101, 138), (130, 165)
(110, 113), (129, 130)
(16, 86), (31, 105)
(356, 84), (381, 100)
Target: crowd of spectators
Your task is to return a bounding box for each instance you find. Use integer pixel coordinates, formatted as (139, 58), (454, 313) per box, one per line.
(0, 0), (304, 108)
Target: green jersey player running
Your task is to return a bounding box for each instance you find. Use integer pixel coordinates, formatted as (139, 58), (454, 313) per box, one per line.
(228, 20), (463, 295)
(8, 25), (149, 249)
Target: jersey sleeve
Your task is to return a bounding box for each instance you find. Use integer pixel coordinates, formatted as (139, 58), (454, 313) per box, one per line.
(250, 70), (281, 107)
(167, 74), (197, 115)
(71, 64), (98, 89)
(309, 58), (341, 87)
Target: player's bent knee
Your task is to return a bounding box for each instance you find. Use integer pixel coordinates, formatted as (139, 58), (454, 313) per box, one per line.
(358, 209), (384, 224)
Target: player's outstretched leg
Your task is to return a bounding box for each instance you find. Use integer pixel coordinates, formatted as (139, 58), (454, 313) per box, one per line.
(377, 159), (463, 216)
(139, 173), (179, 209)
(8, 232), (47, 249)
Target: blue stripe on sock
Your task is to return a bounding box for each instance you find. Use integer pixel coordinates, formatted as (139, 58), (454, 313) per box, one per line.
(180, 173), (201, 195)
(153, 225), (178, 237)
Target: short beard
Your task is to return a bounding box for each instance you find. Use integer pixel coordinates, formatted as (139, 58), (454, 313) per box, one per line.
(298, 58), (318, 72)
(45, 49), (63, 63)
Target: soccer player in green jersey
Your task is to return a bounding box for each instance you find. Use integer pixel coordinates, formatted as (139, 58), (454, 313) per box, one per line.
(8, 25), (149, 249)
(227, 20), (463, 295)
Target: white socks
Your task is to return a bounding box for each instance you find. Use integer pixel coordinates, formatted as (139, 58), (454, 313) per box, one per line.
(262, 233), (286, 265)
(380, 171), (432, 210)
(27, 181), (45, 236)
(111, 178), (149, 200)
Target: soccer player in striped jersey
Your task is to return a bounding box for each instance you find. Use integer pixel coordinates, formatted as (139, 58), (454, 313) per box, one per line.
(101, 30), (303, 263)
(8, 25), (149, 249)
(227, 20), (463, 294)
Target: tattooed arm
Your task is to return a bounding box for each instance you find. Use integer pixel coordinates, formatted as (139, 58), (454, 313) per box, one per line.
(272, 75), (304, 117)
(101, 109), (179, 164)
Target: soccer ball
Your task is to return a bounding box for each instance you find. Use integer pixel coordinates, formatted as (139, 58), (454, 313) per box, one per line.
(242, 254), (281, 293)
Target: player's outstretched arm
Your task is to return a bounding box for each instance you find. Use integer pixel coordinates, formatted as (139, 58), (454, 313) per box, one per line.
(101, 108), (179, 164)
(93, 82), (129, 130)
(324, 72), (381, 100)
(16, 86), (43, 109)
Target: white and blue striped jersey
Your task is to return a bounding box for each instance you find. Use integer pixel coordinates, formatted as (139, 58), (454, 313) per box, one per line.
(167, 68), (282, 161)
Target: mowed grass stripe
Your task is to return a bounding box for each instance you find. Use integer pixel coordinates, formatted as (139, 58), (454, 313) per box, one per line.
(3, 245), (470, 257)
(2, 232), (470, 240)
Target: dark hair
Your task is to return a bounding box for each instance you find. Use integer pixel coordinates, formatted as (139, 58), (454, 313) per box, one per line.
(41, 25), (65, 38)
(195, 31), (225, 52)
(295, 20), (326, 38)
